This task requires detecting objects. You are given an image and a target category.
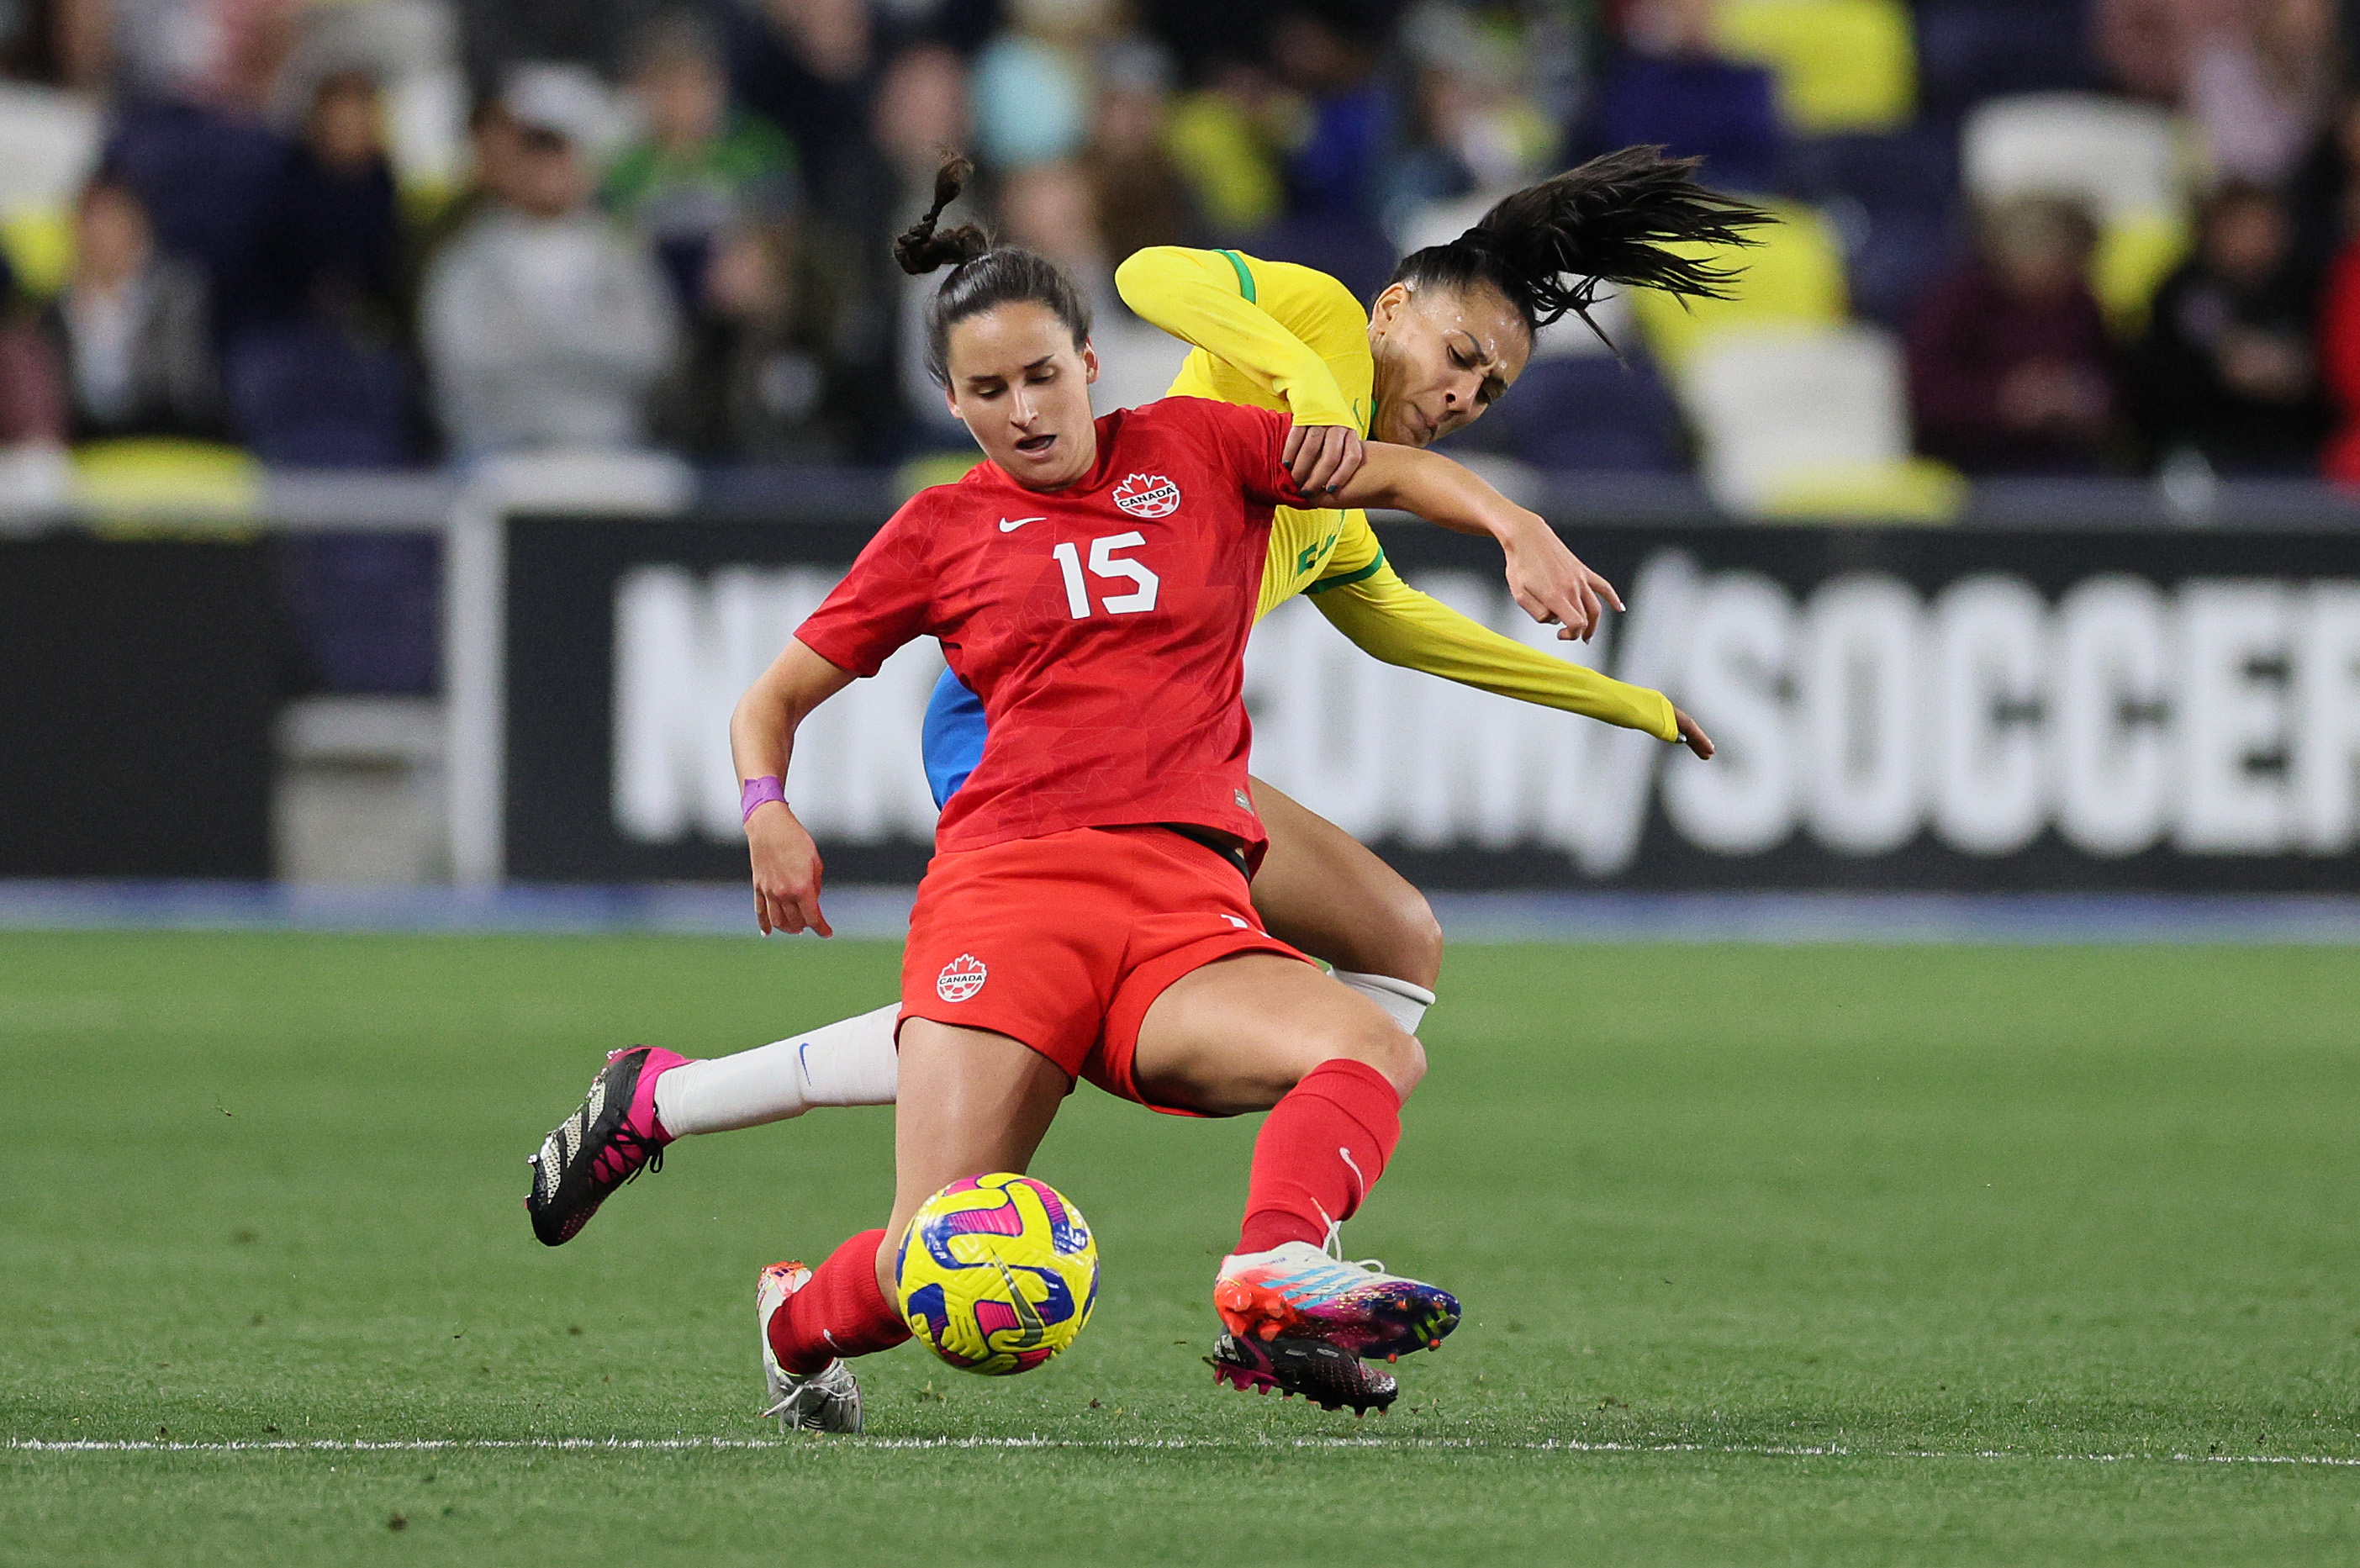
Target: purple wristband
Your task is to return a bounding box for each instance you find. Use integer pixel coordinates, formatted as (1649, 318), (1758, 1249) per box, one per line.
(740, 776), (786, 824)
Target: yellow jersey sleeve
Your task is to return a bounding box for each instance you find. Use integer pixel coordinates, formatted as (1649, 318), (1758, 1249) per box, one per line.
(1307, 555), (1682, 742)
(1115, 246), (1371, 431)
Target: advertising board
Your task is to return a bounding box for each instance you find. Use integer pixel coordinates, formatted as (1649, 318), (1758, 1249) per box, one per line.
(509, 514), (2360, 890)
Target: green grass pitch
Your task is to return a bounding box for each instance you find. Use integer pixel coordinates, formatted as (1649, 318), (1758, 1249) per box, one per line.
(4, 931), (2358, 1564)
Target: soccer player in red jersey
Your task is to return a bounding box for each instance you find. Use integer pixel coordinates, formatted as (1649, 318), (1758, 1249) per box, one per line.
(717, 183), (1627, 1426)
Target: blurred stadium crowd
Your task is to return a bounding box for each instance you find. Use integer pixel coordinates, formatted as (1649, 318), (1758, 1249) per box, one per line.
(3, 0), (2360, 490)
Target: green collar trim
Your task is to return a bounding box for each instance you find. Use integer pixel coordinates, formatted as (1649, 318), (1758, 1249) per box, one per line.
(1218, 249), (1256, 304)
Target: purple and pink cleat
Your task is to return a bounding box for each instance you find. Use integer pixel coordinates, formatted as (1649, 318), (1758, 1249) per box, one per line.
(525, 1045), (687, 1246)
(1205, 1237), (1461, 1414)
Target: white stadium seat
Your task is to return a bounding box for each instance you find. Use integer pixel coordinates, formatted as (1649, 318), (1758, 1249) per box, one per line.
(1683, 323), (1956, 517)
(1961, 91), (2183, 222)
(0, 82), (99, 213)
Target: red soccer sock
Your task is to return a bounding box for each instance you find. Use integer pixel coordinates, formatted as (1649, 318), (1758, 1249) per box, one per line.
(1236, 1059), (1403, 1255)
(767, 1227), (912, 1376)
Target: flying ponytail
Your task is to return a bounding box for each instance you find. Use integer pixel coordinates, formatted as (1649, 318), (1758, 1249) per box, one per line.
(892, 155), (990, 276)
(891, 153), (1093, 387)
(1391, 145), (1774, 351)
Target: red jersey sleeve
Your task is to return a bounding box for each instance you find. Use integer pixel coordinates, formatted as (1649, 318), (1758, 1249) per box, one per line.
(793, 494), (938, 677)
(1164, 397), (1313, 512)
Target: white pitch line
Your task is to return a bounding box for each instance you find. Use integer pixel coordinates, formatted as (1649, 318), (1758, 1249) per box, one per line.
(8, 1437), (2360, 1468)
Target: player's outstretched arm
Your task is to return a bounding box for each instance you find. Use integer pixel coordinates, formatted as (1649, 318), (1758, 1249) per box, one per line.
(731, 638), (858, 937)
(1328, 443), (1620, 641)
(1310, 555), (1714, 754)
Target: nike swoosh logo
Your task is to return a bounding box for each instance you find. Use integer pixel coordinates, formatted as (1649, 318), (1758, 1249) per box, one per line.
(998, 516), (1045, 532)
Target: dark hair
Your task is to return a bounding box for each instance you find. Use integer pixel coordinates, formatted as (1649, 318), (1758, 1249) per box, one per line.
(1388, 145), (1774, 352)
(894, 156), (1094, 386)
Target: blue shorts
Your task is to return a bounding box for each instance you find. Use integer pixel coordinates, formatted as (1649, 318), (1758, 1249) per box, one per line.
(921, 666), (989, 810)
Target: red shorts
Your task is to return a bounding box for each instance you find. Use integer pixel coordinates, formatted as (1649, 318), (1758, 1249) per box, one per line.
(898, 824), (1311, 1111)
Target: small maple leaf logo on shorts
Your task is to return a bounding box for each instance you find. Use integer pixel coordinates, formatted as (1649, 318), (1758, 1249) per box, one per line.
(936, 953), (988, 1002)
(1111, 473), (1180, 519)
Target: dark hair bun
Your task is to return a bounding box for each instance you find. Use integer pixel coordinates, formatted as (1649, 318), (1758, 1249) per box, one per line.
(894, 155), (991, 276)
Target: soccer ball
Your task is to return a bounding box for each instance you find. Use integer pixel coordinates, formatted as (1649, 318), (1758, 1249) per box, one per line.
(895, 1172), (1098, 1375)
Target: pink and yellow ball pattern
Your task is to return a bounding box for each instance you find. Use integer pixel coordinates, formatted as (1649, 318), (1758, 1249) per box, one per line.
(894, 1172), (1099, 1375)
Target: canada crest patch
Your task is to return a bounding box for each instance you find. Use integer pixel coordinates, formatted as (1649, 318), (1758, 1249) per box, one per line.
(936, 953), (988, 1002)
(1111, 473), (1181, 519)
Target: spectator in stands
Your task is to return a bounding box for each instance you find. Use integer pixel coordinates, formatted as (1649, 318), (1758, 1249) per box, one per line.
(1245, 0), (1399, 302)
(453, 0), (670, 98)
(724, 2), (920, 456)
(2285, 90), (2360, 288)
(246, 67), (404, 331)
(224, 65), (416, 467)
(0, 254), (66, 447)
(1270, 0), (1394, 224)
(1, 0), (107, 87)
(41, 177), (220, 441)
(1080, 40), (1204, 262)
(722, 0), (881, 221)
(98, 0), (298, 324)
(1386, 1), (1554, 230)
(1581, 0), (1782, 196)
(652, 221), (864, 461)
(420, 67), (678, 456)
(2130, 181), (2324, 473)
(2304, 184), (2360, 485)
(876, 42), (981, 449)
(1907, 195), (2122, 473)
(969, 0), (1101, 172)
(605, 13), (798, 315)
(2093, 0), (2331, 186)
(873, 43), (974, 214)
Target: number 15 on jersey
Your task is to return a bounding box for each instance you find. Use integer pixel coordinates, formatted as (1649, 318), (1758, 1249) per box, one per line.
(1051, 532), (1162, 619)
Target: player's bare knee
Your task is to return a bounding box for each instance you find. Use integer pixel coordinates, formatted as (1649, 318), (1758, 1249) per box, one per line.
(1375, 1027), (1427, 1097)
(1316, 1016), (1423, 1099)
(1363, 886), (1444, 992)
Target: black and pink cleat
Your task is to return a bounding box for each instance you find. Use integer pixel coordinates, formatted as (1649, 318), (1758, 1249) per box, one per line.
(1207, 1331), (1397, 1415)
(525, 1045), (686, 1245)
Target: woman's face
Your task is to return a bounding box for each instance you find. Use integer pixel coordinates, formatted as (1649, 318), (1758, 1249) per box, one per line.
(942, 302), (1101, 489)
(76, 187), (152, 288)
(1365, 279), (1530, 447)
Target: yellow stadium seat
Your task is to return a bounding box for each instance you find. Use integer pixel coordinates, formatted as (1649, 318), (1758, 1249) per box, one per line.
(1714, 0), (1917, 135)
(1163, 92), (1282, 236)
(0, 203), (72, 297)
(1759, 456), (1966, 522)
(2092, 209), (2189, 338)
(1630, 202), (1849, 372)
(71, 439), (262, 530)
(895, 451), (984, 500)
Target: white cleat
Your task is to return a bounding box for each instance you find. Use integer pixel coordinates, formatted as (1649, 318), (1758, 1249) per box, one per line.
(757, 1261), (863, 1433)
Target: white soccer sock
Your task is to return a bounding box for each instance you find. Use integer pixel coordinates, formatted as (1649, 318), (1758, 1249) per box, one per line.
(1331, 969), (1436, 1036)
(652, 1003), (902, 1137)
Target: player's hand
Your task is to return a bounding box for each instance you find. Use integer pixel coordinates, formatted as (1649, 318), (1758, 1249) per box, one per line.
(1674, 707), (1714, 760)
(1501, 514), (1622, 641)
(1283, 423), (1365, 497)
(746, 802), (832, 937)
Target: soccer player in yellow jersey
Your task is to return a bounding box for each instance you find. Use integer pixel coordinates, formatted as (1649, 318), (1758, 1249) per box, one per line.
(525, 150), (1767, 1243)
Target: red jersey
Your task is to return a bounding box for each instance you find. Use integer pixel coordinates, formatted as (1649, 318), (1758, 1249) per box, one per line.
(795, 397), (1307, 859)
